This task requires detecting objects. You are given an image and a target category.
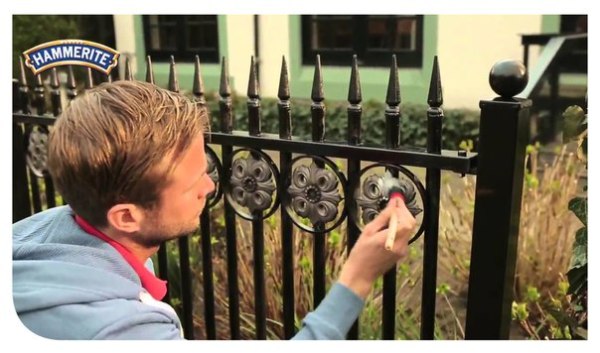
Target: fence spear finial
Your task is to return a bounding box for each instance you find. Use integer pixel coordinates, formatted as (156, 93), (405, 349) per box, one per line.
(278, 55), (290, 101)
(247, 56), (259, 99)
(85, 68), (94, 89)
(145, 55), (155, 84)
(348, 54), (362, 104)
(311, 54), (324, 102)
(219, 56), (231, 98)
(66, 65), (76, 90)
(386, 54), (400, 106)
(124, 56), (133, 81)
(193, 55), (205, 100)
(18, 56), (28, 86)
(50, 68), (60, 89)
(168, 55), (179, 92)
(427, 56), (443, 108)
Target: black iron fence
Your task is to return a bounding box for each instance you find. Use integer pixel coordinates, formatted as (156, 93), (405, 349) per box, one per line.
(12, 54), (531, 340)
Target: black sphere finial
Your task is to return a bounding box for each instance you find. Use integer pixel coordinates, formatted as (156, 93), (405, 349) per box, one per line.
(489, 60), (528, 98)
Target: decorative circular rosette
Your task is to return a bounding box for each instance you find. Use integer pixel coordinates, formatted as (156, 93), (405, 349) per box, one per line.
(25, 125), (50, 178)
(283, 155), (347, 233)
(225, 148), (279, 221)
(205, 145), (223, 208)
(350, 163), (426, 244)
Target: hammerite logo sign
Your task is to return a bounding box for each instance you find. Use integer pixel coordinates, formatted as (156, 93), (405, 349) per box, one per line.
(23, 39), (120, 75)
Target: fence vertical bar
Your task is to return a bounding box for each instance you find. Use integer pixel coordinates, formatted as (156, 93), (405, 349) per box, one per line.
(25, 73), (44, 213)
(168, 57), (194, 339)
(200, 210), (216, 339)
(17, 58), (31, 115)
(247, 56), (267, 340)
(278, 56), (296, 339)
(420, 56), (443, 340)
(382, 54), (401, 340)
(219, 57), (241, 339)
(310, 54), (327, 307)
(193, 55), (217, 340)
(13, 114), (31, 222)
(13, 60), (32, 222)
(45, 68), (63, 206)
(345, 54), (362, 340)
(145, 56), (170, 305)
(465, 61), (531, 339)
(33, 70), (60, 209)
(50, 68), (62, 117)
(33, 73), (45, 116)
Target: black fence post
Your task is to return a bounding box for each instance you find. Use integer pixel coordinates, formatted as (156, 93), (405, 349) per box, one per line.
(420, 56), (443, 340)
(247, 56), (268, 340)
(382, 54), (401, 340)
(219, 57), (241, 339)
(194, 55), (217, 340)
(148, 55), (170, 307)
(277, 56), (296, 339)
(310, 55), (327, 308)
(13, 75), (32, 222)
(167, 57), (194, 340)
(346, 54), (362, 340)
(465, 60), (531, 339)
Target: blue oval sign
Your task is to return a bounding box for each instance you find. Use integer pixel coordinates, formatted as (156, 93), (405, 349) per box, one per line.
(23, 39), (120, 75)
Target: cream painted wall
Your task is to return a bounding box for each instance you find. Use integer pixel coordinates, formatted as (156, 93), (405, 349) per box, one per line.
(225, 15), (255, 94)
(258, 15), (291, 98)
(224, 15), (290, 97)
(113, 15), (138, 77)
(437, 15), (542, 109)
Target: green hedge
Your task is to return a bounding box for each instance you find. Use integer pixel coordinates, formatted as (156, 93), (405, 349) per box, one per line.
(201, 92), (480, 151)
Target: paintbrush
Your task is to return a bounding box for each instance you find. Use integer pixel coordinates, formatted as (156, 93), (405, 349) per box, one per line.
(378, 171), (407, 251)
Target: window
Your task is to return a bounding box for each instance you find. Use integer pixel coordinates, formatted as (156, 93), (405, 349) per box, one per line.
(301, 15), (423, 67)
(143, 15), (219, 62)
(560, 15), (587, 34)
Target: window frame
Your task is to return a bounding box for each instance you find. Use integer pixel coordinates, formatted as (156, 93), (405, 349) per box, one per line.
(301, 15), (424, 68)
(142, 15), (220, 63)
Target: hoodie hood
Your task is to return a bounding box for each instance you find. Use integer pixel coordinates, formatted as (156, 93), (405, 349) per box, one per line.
(13, 206), (143, 313)
(12, 206), (182, 339)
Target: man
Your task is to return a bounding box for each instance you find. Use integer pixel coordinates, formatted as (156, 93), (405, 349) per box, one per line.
(13, 80), (416, 340)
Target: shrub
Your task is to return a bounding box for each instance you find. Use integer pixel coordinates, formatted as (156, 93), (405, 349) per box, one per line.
(201, 92), (480, 151)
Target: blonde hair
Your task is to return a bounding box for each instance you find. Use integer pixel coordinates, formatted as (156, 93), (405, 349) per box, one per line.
(48, 80), (209, 227)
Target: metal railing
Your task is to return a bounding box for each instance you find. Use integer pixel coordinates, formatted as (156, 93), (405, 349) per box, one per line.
(13, 54), (532, 340)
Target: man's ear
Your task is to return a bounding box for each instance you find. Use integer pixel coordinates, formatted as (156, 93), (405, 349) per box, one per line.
(106, 204), (144, 234)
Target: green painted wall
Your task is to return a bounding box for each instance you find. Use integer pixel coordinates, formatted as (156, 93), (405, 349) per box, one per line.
(541, 15), (586, 86)
(541, 15), (560, 33)
(133, 15), (229, 94)
(288, 15), (438, 104)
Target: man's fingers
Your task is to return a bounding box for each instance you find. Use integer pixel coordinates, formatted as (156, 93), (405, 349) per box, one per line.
(362, 204), (393, 236)
(373, 226), (410, 258)
(363, 199), (416, 237)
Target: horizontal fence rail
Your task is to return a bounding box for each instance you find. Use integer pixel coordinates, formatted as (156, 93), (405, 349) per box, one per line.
(13, 52), (531, 340)
(12, 113), (478, 174)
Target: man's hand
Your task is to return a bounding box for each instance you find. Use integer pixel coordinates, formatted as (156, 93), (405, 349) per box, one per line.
(338, 201), (416, 299)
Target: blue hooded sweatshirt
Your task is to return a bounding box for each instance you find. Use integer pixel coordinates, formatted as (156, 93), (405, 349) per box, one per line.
(13, 206), (364, 340)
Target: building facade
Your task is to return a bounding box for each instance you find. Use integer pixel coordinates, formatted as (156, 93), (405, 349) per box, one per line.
(113, 15), (564, 109)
